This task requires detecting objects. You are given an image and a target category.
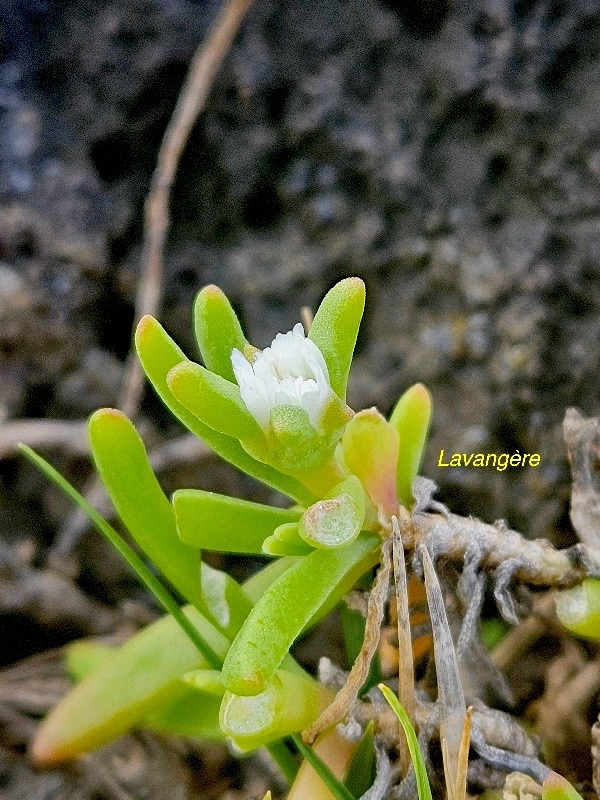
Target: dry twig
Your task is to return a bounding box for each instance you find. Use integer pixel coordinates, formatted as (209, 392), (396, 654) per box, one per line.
(302, 537), (392, 744)
(0, 419), (89, 460)
(119, 0), (256, 418)
(44, 0), (254, 564)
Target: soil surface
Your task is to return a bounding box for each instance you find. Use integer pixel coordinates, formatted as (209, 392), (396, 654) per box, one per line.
(1, 1), (599, 798)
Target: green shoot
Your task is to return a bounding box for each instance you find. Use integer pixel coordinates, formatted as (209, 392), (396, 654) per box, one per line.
(378, 683), (433, 800)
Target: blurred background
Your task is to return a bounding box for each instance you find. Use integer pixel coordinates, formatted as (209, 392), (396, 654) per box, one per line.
(0, 0), (599, 796)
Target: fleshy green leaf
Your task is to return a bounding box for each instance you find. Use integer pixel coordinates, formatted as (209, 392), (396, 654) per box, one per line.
(194, 285), (247, 382)
(308, 277), (365, 401)
(555, 578), (600, 640)
(183, 669), (225, 696)
(30, 555), (306, 763)
(65, 641), (116, 682)
(389, 383), (432, 508)
(134, 316), (315, 506)
(167, 361), (262, 440)
(263, 522), (314, 556)
(268, 405), (335, 473)
(221, 533), (380, 695)
(298, 475), (366, 549)
(219, 669), (325, 752)
(143, 688), (224, 740)
(342, 408), (399, 518)
(242, 555), (300, 601)
(19, 444), (221, 668)
(378, 684), (433, 800)
(88, 409), (206, 614)
(542, 772), (585, 800)
(173, 489), (301, 554)
(31, 605), (230, 764)
(262, 534), (313, 557)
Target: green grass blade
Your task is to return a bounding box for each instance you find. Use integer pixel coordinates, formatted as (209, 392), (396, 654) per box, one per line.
(343, 721), (376, 797)
(378, 684), (433, 800)
(18, 444), (221, 670)
(267, 740), (299, 784)
(290, 734), (356, 800)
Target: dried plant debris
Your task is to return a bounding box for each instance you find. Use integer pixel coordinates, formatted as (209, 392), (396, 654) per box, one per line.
(564, 409), (600, 549)
(303, 537), (392, 744)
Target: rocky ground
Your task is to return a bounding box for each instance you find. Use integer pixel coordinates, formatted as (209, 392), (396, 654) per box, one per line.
(0, 1), (599, 797)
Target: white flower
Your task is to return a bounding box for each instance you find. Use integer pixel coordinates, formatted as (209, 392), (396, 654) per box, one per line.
(231, 323), (331, 432)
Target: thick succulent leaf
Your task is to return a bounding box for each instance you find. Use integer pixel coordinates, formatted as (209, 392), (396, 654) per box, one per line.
(219, 669), (326, 752)
(89, 409), (206, 614)
(268, 405), (334, 473)
(31, 606), (230, 765)
(183, 669), (225, 695)
(298, 475), (365, 550)
(167, 361), (262, 440)
(262, 534), (313, 556)
(342, 408), (399, 518)
(389, 383), (432, 508)
(143, 688), (224, 740)
(135, 316), (315, 506)
(221, 533), (380, 696)
(20, 444), (221, 667)
(542, 773), (585, 800)
(194, 285), (247, 382)
(65, 640), (115, 682)
(308, 277), (365, 401)
(31, 551), (312, 764)
(243, 555), (299, 600)
(173, 488), (301, 554)
(555, 578), (600, 640)
(65, 648), (226, 746)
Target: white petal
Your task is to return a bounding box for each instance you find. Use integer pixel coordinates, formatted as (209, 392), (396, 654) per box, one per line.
(230, 323), (333, 432)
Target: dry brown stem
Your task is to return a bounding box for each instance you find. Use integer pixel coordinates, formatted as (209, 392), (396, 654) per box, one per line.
(413, 509), (600, 588)
(119, 0), (255, 418)
(392, 512), (416, 727)
(302, 536), (392, 744)
(0, 419), (89, 459)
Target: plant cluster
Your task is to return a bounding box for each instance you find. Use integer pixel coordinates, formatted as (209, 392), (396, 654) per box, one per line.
(22, 278), (596, 800)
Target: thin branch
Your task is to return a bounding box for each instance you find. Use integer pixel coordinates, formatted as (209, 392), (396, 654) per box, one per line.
(302, 537), (392, 744)
(119, 0), (256, 418)
(413, 510), (600, 588)
(45, 0), (254, 560)
(0, 419), (89, 460)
